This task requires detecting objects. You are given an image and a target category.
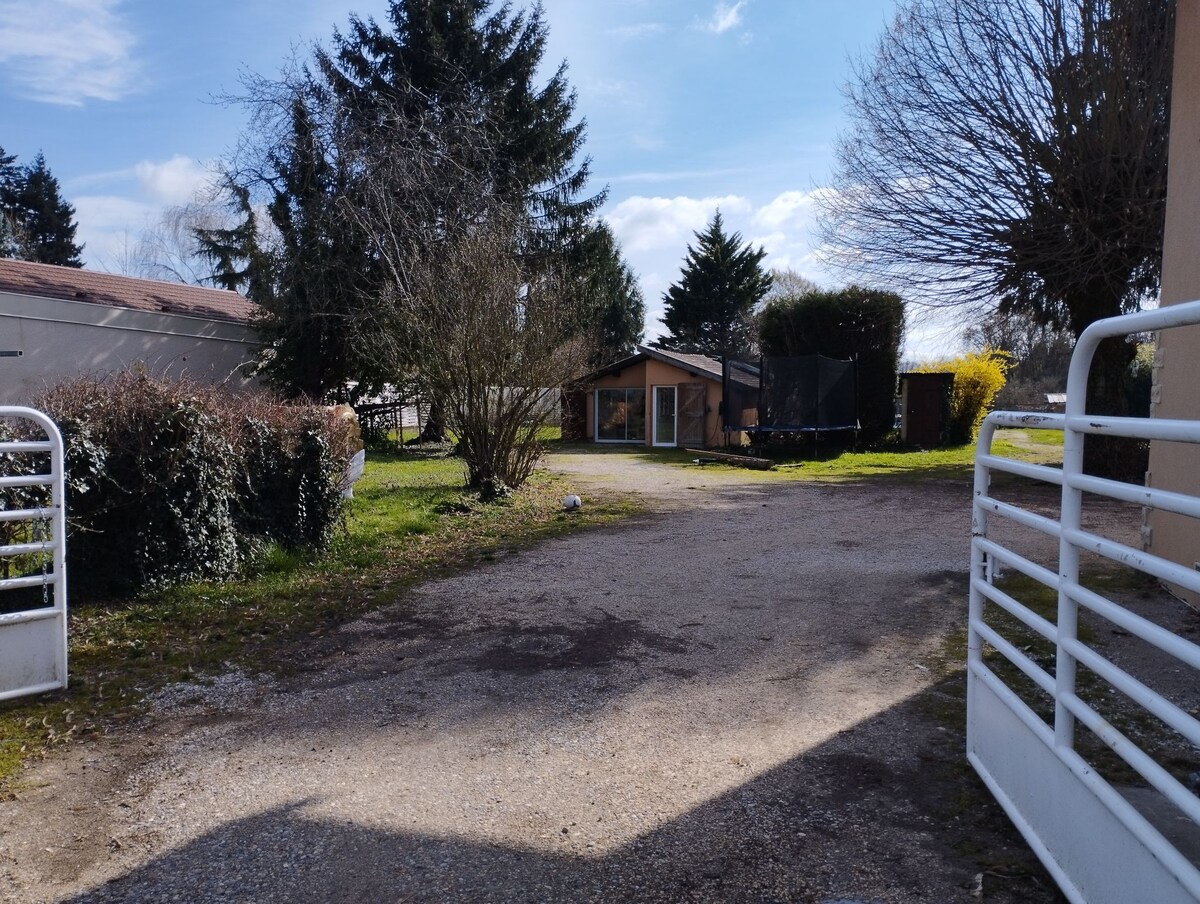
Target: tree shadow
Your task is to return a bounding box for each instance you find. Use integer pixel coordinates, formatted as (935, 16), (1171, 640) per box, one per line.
(61, 673), (1063, 904)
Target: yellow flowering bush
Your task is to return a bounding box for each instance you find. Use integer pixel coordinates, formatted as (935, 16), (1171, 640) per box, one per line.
(917, 349), (1012, 443)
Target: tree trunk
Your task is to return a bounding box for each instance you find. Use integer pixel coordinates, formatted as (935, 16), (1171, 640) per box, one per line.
(418, 399), (447, 443)
(1081, 335), (1144, 481)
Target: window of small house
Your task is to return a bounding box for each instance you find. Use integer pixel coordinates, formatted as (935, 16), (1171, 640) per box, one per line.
(596, 388), (646, 442)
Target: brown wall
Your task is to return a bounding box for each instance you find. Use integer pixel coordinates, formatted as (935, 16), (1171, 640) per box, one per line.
(1147, 0), (1200, 603)
(583, 359), (731, 447)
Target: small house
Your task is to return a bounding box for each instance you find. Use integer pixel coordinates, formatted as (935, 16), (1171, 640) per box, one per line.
(566, 346), (754, 448)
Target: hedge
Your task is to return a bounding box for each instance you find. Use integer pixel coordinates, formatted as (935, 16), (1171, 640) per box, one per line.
(32, 371), (354, 595)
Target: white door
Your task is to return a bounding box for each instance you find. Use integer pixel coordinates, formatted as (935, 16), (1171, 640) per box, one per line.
(652, 385), (677, 447)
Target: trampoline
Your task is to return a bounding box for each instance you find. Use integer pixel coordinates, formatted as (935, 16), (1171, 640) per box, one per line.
(723, 354), (858, 444)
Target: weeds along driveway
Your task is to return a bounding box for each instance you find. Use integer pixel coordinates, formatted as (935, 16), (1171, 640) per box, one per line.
(3, 451), (1112, 903)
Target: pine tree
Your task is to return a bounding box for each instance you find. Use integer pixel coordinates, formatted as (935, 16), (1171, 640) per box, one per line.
(203, 99), (381, 400)
(194, 186), (262, 293)
(655, 212), (772, 359)
(0, 146), (21, 258)
(573, 221), (644, 367)
(213, 0), (602, 401)
(6, 152), (84, 267)
(317, 0), (603, 252)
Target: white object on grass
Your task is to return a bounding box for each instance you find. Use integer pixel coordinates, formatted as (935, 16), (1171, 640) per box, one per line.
(340, 449), (367, 498)
(563, 494), (582, 511)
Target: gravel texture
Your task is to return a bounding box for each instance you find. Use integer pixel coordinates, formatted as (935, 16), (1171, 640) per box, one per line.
(0, 453), (1160, 903)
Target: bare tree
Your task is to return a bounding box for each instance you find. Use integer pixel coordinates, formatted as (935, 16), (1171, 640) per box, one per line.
(335, 98), (592, 489)
(401, 217), (592, 493)
(820, 0), (1173, 473)
(134, 201), (231, 286)
(763, 267), (820, 303)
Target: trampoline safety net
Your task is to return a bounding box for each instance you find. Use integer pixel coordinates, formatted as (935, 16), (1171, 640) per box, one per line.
(722, 359), (761, 431)
(723, 355), (857, 433)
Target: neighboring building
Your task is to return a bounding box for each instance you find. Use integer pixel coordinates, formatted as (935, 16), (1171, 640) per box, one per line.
(1147, 4), (1200, 606)
(0, 259), (260, 405)
(568, 346), (753, 448)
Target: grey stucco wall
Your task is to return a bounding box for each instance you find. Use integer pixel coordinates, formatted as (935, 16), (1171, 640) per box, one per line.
(0, 289), (261, 405)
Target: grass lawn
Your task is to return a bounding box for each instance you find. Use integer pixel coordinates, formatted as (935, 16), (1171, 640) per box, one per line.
(0, 450), (640, 785)
(562, 428), (1063, 483)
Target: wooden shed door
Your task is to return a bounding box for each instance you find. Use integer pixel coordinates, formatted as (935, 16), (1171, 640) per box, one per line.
(677, 382), (706, 446)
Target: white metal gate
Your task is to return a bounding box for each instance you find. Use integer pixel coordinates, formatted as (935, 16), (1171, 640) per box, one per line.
(0, 407), (68, 701)
(969, 301), (1200, 903)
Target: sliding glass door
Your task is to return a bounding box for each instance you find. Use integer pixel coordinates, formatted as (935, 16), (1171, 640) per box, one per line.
(595, 388), (646, 442)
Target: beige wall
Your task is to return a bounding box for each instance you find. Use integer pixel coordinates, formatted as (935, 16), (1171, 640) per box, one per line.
(584, 359), (731, 447)
(0, 290), (260, 405)
(1147, 0), (1200, 602)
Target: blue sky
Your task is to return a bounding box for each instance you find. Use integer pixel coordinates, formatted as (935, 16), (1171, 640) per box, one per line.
(0, 0), (959, 356)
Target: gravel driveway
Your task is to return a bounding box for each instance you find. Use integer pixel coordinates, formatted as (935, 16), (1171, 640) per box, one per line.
(2, 451), (1128, 903)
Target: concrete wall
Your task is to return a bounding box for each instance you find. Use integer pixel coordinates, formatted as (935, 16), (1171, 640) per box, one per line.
(1147, 0), (1200, 603)
(0, 289), (260, 404)
(583, 359), (731, 447)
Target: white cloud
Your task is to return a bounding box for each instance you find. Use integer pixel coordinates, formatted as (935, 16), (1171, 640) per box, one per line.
(71, 193), (155, 269)
(69, 155), (216, 202)
(0, 0), (138, 105)
(606, 189), (837, 338)
(67, 155), (220, 268)
(605, 22), (667, 39)
(752, 190), (817, 231)
(700, 1), (747, 35)
(134, 156), (215, 206)
(606, 194), (751, 254)
(584, 78), (635, 105)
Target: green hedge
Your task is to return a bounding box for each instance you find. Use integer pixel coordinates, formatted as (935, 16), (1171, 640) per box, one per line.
(34, 372), (354, 595)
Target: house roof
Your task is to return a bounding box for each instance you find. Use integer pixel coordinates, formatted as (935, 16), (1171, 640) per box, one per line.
(585, 345), (733, 384)
(0, 258), (257, 325)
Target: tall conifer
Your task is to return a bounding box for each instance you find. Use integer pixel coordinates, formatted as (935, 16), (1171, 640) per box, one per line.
(0, 150), (84, 267)
(655, 212), (771, 359)
(574, 221), (644, 367)
(317, 0), (603, 251)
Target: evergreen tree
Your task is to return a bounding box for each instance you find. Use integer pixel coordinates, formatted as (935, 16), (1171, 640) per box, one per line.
(6, 152), (84, 267)
(194, 186), (262, 293)
(0, 145), (20, 258)
(655, 212), (771, 359)
(317, 0), (603, 254)
(212, 0), (602, 401)
(203, 99), (381, 400)
(574, 221), (644, 367)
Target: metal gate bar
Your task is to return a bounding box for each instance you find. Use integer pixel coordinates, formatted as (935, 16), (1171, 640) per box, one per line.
(0, 407), (68, 701)
(969, 300), (1200, 904)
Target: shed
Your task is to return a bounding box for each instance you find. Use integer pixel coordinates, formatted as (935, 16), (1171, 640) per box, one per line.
(899, 372), (954, 447)
(0, 259), (260, 404)
(569, 346), (752, 448)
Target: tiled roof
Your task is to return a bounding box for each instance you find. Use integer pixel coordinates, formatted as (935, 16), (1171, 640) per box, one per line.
(644, 347), (725, 380)
(0, 258), (257, 325)
(585, 346), (753, 384)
